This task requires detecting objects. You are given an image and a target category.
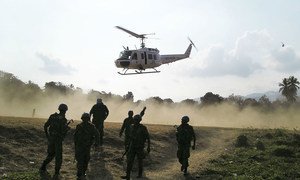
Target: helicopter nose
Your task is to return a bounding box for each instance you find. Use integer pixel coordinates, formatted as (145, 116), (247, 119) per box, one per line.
(115, 59), (130, 68)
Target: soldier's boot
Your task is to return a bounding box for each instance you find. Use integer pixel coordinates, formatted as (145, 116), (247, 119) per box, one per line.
(39, 163), (47, 172)
(183, 167), (188, 176)
(54, 168), (60, 176)
(180, 165), (184, 172)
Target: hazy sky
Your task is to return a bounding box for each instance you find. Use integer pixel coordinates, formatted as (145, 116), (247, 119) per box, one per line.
(1, 0), (300, 101)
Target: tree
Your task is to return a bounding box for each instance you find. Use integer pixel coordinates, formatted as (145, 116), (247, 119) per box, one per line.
(180, 99), (198, 106)
(200, 92), (224, 106)
(288, 76), (300, 102)
(279, 76), (300, 103)
(123, 91), (134, 101)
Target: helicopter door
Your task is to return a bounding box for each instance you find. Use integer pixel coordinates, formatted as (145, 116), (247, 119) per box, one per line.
(144, 52), (147, 65)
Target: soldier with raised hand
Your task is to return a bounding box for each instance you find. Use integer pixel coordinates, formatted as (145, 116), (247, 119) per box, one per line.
(176, 116), (196, 176)
(121, 114), (150, 179)
(89, 98), (109, 146)
(119, 107), (146, 151)
(40, 103), (71, 177)
(74, 113), (100, 179)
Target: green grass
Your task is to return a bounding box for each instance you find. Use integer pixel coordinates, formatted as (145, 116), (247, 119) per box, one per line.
(198, 129), (300, 179)
(3, 171), (39, 180)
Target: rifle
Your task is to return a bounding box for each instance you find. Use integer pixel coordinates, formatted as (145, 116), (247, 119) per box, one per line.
(121, 141), (132, 159)
(62, 119), (74, 138)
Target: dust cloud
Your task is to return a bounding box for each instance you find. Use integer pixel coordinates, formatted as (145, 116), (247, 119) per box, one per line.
(0, 90), (299, 129)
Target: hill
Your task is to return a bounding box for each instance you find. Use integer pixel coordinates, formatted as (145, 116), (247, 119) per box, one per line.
(0, 116), (300, 179)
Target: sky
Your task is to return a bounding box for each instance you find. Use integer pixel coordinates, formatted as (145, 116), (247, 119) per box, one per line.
(1, 0), (300, 102)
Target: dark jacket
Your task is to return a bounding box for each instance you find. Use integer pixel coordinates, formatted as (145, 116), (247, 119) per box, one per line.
(89, 103), (109, 121)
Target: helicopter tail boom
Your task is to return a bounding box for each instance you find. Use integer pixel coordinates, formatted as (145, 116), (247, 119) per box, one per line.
(160, 44), (192, 64)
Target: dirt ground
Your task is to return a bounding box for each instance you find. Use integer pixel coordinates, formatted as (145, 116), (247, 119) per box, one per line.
(0, 116), (238, 179)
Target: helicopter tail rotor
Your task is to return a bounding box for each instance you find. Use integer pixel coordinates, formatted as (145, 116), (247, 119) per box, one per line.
(188, 37), (198, 51)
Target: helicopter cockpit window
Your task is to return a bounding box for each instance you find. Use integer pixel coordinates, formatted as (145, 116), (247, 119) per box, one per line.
(154, 54), (157, 60)
(148, 54), (153, 59)
(119, 50), (132, 60)
(132, 53), (137, 60)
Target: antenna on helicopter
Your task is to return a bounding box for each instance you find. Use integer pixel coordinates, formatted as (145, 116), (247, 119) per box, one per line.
(115, 26), (155, 48)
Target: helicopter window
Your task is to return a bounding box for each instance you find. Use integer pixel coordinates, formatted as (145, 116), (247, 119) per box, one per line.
(148, 54), (153, 59)
(132, 53), (137, 60)
(141, 53), (144, 59)
(119, 50), (132, 59)
(154, 54), (157, 60)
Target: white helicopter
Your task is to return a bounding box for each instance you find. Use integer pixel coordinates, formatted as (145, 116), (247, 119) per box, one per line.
(115, 26), (197, 75)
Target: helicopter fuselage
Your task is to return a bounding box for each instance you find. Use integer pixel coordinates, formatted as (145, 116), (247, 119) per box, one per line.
(115, 48), (162, 70)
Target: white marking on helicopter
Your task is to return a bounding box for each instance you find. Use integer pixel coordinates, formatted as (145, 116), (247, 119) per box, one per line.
(115, 26), (197, 75)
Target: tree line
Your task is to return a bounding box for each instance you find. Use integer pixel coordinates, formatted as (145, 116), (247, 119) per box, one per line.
(0, 70), (299, 110)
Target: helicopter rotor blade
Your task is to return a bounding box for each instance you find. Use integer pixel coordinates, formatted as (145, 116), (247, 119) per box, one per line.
(115, 26), (145, 39)
(188, 37), (198, 51)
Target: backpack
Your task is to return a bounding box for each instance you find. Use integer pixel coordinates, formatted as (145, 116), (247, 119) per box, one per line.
(176, 125), (192, 145)
(48, 113), (69, 138)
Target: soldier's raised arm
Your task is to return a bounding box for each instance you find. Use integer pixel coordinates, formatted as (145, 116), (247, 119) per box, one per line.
(140, 107), (146, 117)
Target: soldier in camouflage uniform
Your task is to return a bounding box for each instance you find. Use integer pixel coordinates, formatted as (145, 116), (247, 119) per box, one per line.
(176, 116), (196, 175)
(74, 113), (100, 179)
(121, 114), (150, 179)
(40, 103), (71, 176)
(119, 107), (146, 151)
(89, 98), (109, 146)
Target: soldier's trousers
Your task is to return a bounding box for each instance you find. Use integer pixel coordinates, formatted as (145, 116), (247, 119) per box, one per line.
(92, 120), (104, 145)
(126, 148), (145, 176)
(177, 145), (190, 169)
(42, 138), (63, 173)
(75, 147), (91, 177)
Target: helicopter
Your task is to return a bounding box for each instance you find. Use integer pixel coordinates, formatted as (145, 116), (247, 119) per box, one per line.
(115, 26), (197, 75)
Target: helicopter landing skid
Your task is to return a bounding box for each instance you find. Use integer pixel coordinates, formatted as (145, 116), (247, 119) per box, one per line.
(118, 69), (160, 75)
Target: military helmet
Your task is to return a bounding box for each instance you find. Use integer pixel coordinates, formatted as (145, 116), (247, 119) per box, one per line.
(181, 116), (189, 123)
(133, 114), (142, 122)
(81, 113), (90, 121)
(128, 110), (133, 117)
(58, 103), (68, 111)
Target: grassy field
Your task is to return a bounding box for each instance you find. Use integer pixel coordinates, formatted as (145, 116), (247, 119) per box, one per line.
(0, 116), (299, 179)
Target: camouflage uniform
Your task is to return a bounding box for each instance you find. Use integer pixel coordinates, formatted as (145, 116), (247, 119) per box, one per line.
(74, 118), (100, 178)
(119, 107), (146, 150)
(119, 116), (134, 150)
(123, 118), (150, 179)
(176, 122), (195, 174)
(89, 101), (109, 145)
(40, 112), (70, 174)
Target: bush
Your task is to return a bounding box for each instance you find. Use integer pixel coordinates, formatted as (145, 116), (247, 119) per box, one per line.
(272, 148), (294, 157)
(256, 141), (265, 151)
(236, 135), (249, 147)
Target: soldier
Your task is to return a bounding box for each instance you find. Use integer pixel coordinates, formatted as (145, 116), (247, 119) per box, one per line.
(119, 107), (146, 151)
(74, 113), (100, 179)
(176, 116), (196, 175)
(40, 103), (71, 177)
(121, 114), (150, 179)
(89, 98), (109, 146)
